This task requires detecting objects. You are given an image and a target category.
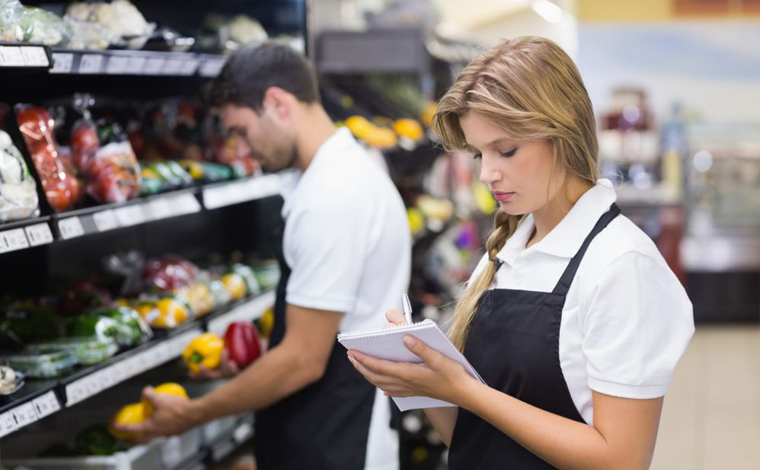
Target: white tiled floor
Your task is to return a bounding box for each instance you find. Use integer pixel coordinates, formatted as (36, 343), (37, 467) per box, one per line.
(651, 326), (760, 470)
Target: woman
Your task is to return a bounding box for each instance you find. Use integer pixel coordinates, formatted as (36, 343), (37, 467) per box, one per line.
(347, 36), (694, 470)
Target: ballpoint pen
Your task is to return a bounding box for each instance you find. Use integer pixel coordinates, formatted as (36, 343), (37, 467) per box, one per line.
(402, 294), (413, 325)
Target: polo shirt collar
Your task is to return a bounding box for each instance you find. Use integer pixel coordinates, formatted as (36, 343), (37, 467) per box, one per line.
(281, 127), (356, 218)
(496, 179), (617, 263)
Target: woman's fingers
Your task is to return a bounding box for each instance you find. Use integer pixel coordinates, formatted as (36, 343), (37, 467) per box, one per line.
(386, 308), (407, 326)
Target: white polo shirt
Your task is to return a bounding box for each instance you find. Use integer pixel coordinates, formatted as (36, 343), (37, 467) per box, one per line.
(470, 179), (694, 425)
(280, 128), (410, 470)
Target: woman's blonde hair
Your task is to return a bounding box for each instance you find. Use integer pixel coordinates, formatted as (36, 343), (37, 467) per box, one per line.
(433, 36), (600, 351)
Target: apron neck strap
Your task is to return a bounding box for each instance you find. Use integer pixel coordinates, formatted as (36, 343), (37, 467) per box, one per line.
(551, 204), (621, 296)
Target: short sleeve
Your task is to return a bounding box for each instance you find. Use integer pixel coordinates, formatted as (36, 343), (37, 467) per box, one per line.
(580, 251), (694, 399)
(284, 195), (370, 313)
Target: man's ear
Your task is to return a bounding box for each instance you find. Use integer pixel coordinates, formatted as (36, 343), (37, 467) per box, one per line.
(262, 87), (293, 120)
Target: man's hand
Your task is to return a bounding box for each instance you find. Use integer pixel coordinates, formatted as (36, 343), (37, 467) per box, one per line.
(111, 386), (201, 442)
(189, 349), (240, 380)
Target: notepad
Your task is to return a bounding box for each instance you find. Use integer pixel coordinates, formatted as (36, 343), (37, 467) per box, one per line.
(338, 320), (484, 411)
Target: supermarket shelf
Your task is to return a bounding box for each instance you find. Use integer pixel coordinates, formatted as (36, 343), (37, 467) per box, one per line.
(49, 49), (204, 76)
(0, 175), (282, 255)
(0, 290), (274, 440)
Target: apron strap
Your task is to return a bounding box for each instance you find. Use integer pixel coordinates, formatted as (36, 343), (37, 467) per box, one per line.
(551, 204), (621, 296)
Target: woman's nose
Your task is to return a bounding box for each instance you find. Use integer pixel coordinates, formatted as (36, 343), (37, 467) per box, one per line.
(479, 157), (502, 185)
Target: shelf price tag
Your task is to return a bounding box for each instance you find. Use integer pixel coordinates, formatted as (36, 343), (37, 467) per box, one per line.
(20, 46), (49, 67)
(146, 197), (172, 221)
(174, 193), (202, 215)
(115, 205), (146, 227)
(12, 402), (39, 429)
(32, 391), (61, 419)
(106, 56), (130, 74)
(126, 56), (147, 74)
(50, 53), (74, 73)
(144, 57), (166, 75)
(58, 217), (85, 240)
(93, 210), (119, 232)
(79, 54), (104, 74)
(200, 58), (226, 77)
(25, 223), (54, 246)
(0, 412), (17, 438)
(162, 58), (184, 75)
(0, 46), (25, 66)
(179, 59), (199, 76)
(1, 228), (30, 253)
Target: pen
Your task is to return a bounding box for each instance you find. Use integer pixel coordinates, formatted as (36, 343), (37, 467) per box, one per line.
(402, 294), (413, 325)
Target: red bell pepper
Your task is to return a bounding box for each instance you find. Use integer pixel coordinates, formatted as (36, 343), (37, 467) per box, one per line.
(224, 321), (261, 368)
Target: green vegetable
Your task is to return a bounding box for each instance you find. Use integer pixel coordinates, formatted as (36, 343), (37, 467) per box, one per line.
(76, 425), (121, 456)
(64, 315), (121, 342)
(85, 307), (152, 346)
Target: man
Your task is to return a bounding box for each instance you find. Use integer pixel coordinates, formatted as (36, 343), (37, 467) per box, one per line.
(115, 43), (411, 470)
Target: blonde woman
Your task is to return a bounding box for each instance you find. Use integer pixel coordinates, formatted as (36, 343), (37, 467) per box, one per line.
(347, 37), (694, 470)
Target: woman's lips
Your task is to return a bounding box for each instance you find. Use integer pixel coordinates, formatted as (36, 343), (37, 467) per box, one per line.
(492, 191), (515, 203)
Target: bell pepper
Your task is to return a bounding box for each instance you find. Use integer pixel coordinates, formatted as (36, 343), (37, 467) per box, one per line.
(134, 297), (189, 329)
(108, 403), (145, 442)
(142, 382), (189, 417)
(182, 333), (224, 373)
(221, 273), (246, 300)
(224, 322), (262, 368)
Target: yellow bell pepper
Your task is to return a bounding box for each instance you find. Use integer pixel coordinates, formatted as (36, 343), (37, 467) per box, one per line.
(393, 118), (424, 142)
(257, 307), (275, 339)
(182, 333), (224, 373)
(221, 274), (246, 300)
(108, 403), (145, 441)
(142, 382), (189, 418)
(135, 298), (189, 328)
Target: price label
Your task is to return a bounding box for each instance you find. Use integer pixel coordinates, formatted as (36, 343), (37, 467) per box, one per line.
(79, 54), (104, 74)
(0, 412), (17, 438)
(179, 59), (199, 76)
(50, 53), (74, 73)
(174, 193), (202, 215)
(65, 381), (84, 406)
(146, 198), (172, 221)
(20, 46), (49, 67)
(200, 58), (226, 77)
(126, 56), (147, 74)
(0, 46), (25, 66)
(93, 210), (119, 232)
(1, 228), (30, 253)
(58, 217), (85, 240)
(115, 205), (146, 227)
(12, 402), (39, 429)
(144, 57), (166, 75)
(106, 56), (130, 74)
(33, 391), (61, 419)
(162, 58), (184, 75)
(25, 223), (54, 246)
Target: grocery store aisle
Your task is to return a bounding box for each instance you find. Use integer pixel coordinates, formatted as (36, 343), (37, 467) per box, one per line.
(651, 325), (760, 470)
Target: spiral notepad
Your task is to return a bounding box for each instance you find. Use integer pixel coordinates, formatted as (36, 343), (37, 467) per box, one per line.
(338, 320), (484, 411)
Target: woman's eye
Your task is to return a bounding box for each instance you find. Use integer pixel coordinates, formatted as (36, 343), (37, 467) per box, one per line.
(500, 147), (518, 158)
(473, 152), (482, 160)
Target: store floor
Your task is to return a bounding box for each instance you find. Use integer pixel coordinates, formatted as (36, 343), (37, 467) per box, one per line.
(651, 325), (760, 470)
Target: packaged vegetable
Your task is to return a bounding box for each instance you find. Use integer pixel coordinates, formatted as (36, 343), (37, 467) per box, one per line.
(185, 282), (215, 316)
(64, 314), (121, 342)
(0, 305), (61, 348)
(221, 273), (246, 300)
(142, 256), (198, 293)
(59, 281), (112, 317)
(0, 128), (39, 222)
(85, 306), (152, 346)
(133, 297), (189, 328)
(28, 336), (119, 365)
(182, 333), (224, 373)
(0, 364), (21, 394)
(3, 350), (77, 378)
(231, 264), (261, 296)
(15, 105), (82, 211)
(224, 322), (261, 368)
(66, 0), (154, 49)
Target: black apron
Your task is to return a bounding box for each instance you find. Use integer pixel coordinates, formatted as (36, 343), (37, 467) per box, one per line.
(253, 219), (377, 470)
(449, 204), (621, 470)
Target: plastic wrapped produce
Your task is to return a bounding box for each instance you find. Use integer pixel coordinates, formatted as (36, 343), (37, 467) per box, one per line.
(16, 105), (82, 211)
(66, 0), (154, 49)
(3, 350), (77, 378)
(0, 129), (39, 222)
(142, 256), (198, 293)
(0, 0), (70, 46)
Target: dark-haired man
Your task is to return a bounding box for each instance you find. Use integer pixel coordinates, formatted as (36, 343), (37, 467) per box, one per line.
(115, 43), (410, 470)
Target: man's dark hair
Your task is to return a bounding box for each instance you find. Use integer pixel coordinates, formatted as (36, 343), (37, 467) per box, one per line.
(206, 42), (320, 111)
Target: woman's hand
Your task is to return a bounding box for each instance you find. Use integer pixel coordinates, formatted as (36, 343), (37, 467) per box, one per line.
(383, 308), (407, 329)
(348, 333), (479, 407)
